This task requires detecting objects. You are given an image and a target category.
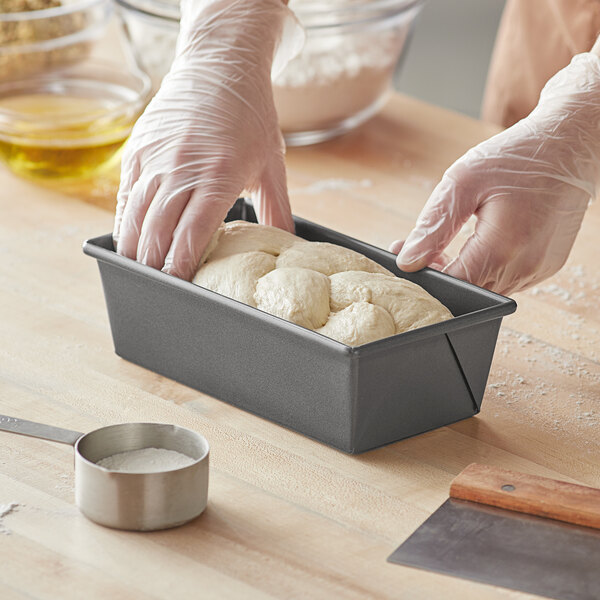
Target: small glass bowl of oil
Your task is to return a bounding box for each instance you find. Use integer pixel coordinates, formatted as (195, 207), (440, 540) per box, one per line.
(0, 58), (150, 181)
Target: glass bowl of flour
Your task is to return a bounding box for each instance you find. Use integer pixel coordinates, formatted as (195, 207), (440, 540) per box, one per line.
(115, 0), (423, 145)
(276, 0), (423, 145)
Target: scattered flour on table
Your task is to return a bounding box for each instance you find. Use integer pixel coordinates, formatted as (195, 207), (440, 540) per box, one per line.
(528, 264), (600, 311)
(530, 283), (573, 304)
(55, 472), (73, 492)
(485, 329), (600, 443)
(0, 502), (19, 535)
(290, 178), (372, 195)
(96, 448), (195, 473)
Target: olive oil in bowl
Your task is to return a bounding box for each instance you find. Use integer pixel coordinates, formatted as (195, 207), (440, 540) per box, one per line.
(0, 61), (150, 181)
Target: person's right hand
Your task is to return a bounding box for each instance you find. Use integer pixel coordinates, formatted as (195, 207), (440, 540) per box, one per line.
(113, 0), (304, 281)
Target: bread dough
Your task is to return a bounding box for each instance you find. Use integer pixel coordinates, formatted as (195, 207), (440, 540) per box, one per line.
(193, 251), (276, 307)
(328, 271), (453, 333)
(205, 220), (297, 262)
(276, 240), (392, 276)
(255, 267), (330, 329)
(317, 301), (396, 346)
(195, 221), (453, 345)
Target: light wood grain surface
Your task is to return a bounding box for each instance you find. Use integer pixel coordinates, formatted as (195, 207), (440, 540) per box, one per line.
(0, 93), (598, 600)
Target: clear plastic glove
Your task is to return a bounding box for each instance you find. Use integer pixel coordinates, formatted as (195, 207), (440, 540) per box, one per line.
(392, 52), (600, 295)
(113, 0), (304, 280)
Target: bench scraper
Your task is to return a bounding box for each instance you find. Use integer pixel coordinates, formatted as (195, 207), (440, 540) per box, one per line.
(388, 463), (600, 600)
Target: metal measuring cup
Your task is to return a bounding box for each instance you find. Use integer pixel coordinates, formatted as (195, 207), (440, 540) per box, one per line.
(0, 415), (209, 531)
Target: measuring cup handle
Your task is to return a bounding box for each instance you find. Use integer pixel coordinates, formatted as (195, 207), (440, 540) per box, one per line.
(0, 415), (83, 446)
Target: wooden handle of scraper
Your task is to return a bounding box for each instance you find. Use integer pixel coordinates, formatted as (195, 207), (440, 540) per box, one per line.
(450, 463), (600, 530)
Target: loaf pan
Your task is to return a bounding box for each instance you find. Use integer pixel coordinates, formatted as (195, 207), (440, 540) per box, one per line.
(83, 199), (516, 453)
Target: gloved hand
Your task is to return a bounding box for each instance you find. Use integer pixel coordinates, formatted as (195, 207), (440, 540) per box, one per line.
(113, 0), (304, 281)
(392, 52), (600, 295)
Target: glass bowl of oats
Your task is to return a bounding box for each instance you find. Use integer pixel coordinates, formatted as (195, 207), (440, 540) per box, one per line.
(0, 0), (113, 80)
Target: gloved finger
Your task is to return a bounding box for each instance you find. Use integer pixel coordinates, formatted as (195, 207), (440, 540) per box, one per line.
(396, 171), (478, 272)
(116, 175), (160, 260)
(442, 194), (539, 294)
(252, 151), (294, 234)
(162, 188), (238, 281)
(389, 239), (451, 271)
(448, 249), (557, 296)
(113, 155), (141, 245)
(388, 239), (404, 255)
(428, 252), (454, 272)
(442, 229), (505, 292)
(136, 182), (193, 270)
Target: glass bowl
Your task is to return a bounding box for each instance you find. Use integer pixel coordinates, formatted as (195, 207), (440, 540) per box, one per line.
(114, 0), (423, 146)
(0, 0), (113, 80)
(0, 59), (151, 180)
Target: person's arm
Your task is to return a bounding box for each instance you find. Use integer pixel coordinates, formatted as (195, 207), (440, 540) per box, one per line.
(113, 0), (303, 281)
(392, 35), (600, 295)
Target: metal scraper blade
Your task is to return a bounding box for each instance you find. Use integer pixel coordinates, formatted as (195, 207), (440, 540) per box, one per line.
(388, 498), (600, 600)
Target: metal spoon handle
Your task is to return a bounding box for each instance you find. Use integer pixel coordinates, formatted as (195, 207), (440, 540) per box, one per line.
(0, 415), (83, 446)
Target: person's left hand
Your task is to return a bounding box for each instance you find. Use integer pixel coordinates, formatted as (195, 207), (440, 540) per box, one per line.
(391, 53), (600, 295)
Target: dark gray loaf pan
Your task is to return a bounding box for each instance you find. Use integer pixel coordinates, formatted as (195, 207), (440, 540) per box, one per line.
(83, 199), (516, 453)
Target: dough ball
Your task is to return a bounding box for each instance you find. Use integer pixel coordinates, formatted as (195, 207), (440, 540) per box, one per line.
(254, 267), (330, 329)
(317, 302), (396, 346)
(193, 251), (276, 307)
(277, 241), (392, 276)
(329, 271), (452, 334)
(204, 220), (297, 262)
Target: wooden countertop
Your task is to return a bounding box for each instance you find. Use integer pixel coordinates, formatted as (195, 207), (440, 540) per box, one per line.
(1, 93), (598, 600)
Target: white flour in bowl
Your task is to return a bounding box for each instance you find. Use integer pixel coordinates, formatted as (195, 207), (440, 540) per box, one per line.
(273, 31), (404, 134)
(273, 0), (416, 136)
(96, 448), (195, 473)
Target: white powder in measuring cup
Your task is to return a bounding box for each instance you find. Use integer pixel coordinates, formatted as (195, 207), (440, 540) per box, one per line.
(96, 448), (195, 473)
